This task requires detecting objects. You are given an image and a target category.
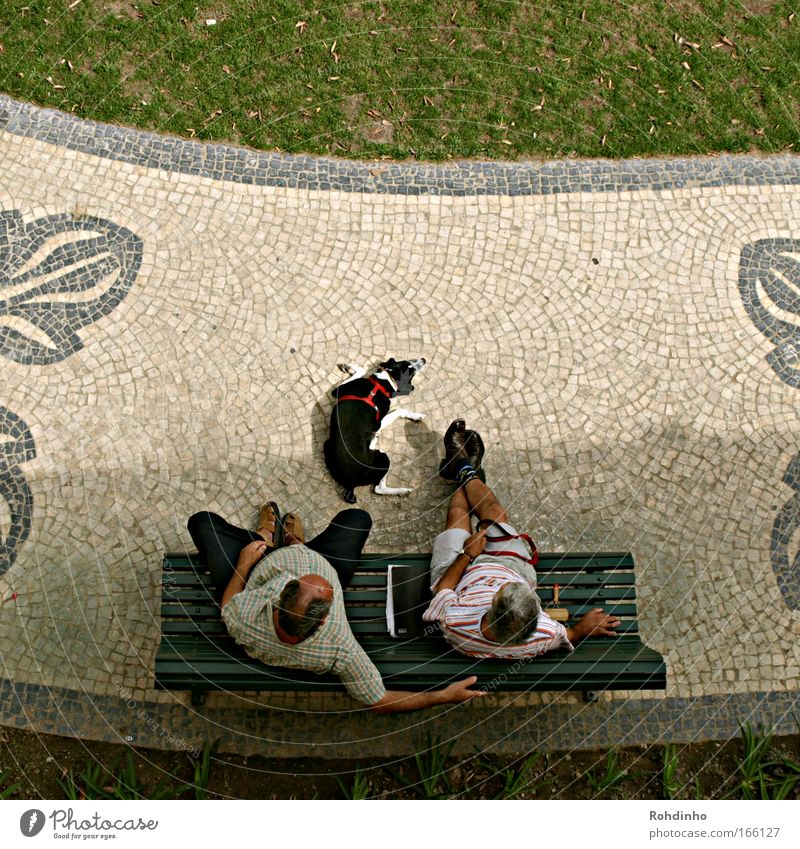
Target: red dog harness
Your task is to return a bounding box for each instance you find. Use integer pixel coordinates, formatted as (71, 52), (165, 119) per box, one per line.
(337, 376), (392, 421)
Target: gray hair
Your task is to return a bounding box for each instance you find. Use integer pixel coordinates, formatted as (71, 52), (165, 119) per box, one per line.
(277, 579), (331, 640)
(486, 583), (542, 645)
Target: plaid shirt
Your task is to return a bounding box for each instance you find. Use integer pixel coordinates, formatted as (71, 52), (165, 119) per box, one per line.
(221, 544), (386, 705)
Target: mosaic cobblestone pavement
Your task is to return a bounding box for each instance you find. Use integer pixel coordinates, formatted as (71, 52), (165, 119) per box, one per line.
(0, 95), (798, 755)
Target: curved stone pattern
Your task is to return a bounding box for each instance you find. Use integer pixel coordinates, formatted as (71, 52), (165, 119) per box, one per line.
(739, 239), (800, 388)
(0, 94), (799, 752)
(772, 453), (800, 610)
(0, 406), (35, 576)
(0, 210), (143, 365)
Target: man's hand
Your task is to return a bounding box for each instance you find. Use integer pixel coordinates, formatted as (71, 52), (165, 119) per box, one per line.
(440, 675), (485, 704)
(462, 529), (487, 561)
(567, 608), (620, 643)
(236, 540), (268, 573)
(221, 541), (269, 609)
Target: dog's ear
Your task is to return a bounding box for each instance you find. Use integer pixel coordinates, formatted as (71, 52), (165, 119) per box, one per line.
(395, 371), (416, 396)
(378, 358), (397, 370)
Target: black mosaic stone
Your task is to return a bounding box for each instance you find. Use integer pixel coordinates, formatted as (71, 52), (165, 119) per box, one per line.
(1, 673), (798, 756)
(4, 94), (800, 197)
(0, 406), (35, 576)
(0, 209), (143, 365)
(739, 239), (800, 389)
(739, 241), (800, 608)
(771, 451), (800, 610)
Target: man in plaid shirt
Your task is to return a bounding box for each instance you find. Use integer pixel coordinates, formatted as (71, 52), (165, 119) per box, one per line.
(188, 504), (483, 712)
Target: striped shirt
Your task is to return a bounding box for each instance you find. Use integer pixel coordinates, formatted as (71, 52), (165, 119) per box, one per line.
(221, 544), (386, 705)
(422, 557), (573, 658)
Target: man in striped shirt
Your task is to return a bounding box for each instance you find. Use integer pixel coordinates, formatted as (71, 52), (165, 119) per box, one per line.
(423, 422), (620, 657)
(188, 503), (484, 712)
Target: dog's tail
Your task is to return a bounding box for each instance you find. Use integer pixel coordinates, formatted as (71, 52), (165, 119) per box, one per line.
(341, 487), (357, 504)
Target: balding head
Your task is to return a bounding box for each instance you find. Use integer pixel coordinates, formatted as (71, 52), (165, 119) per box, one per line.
(277, 575), (333, 640)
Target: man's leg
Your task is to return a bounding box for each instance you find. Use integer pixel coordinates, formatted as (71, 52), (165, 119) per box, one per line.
(187, 512), (263, 600)
(306, 509), (372, 589)
(461, 477), (509, 525)
(429, 488), (473, 592)
(460, 480), (538, 586)
(445, 486), (473, 533)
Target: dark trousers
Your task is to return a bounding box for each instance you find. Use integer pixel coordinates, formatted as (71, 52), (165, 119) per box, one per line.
(187, 509), (372, 599)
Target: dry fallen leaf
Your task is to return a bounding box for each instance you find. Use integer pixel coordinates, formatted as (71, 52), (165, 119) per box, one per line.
(222, 64), (231, 74)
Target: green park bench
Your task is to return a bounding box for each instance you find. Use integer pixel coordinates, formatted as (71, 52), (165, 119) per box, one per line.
(155, 551), (666, 704)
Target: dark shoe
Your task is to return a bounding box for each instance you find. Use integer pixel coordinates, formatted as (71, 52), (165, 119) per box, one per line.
(256, 501), (283, 548)
(463, 430), (485, 471)
(439, 419), (467, 480)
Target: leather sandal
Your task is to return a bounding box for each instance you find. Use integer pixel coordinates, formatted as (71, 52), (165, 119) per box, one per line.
(282, 512), (305, 546)
(256, 501), (283, 548)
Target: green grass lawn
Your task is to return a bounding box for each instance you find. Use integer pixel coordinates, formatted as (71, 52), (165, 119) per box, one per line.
(0, 0), (798, 160)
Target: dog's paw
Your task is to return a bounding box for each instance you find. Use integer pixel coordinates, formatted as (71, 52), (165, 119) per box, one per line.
(405, 412), (425, 422)
(375, 484), (413, 496)
(337, 362), (357, 375)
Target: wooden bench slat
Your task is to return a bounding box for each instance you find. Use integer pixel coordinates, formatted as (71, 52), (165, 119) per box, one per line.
(158, 634), (655, 663)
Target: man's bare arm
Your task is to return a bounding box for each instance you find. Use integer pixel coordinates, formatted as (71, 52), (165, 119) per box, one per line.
(432, 530), (487, 593)
(220, 540), (268, 609)
(370, 676), (485, 713)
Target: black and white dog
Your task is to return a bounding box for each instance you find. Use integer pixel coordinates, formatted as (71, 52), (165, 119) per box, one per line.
(324, 358), (427, 503)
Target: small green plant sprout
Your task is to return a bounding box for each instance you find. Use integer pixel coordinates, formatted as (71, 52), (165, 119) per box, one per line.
(724, 722), (799, 800)
(393, 736), (456, 799)
(662, 744), (680, 800)
(57, 751), (182, 800)
(336, 766), (372, 800)
(187, 740), (217, 800)
(588, 749), (628, 794)
(0, 768), (22, 799)
(492, 752), (551, 799)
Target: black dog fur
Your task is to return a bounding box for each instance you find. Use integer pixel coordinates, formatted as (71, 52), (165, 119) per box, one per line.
(323, 358), (426, 503)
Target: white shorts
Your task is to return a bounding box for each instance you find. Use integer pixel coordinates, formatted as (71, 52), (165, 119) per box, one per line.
(430, 522), (538, 591)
